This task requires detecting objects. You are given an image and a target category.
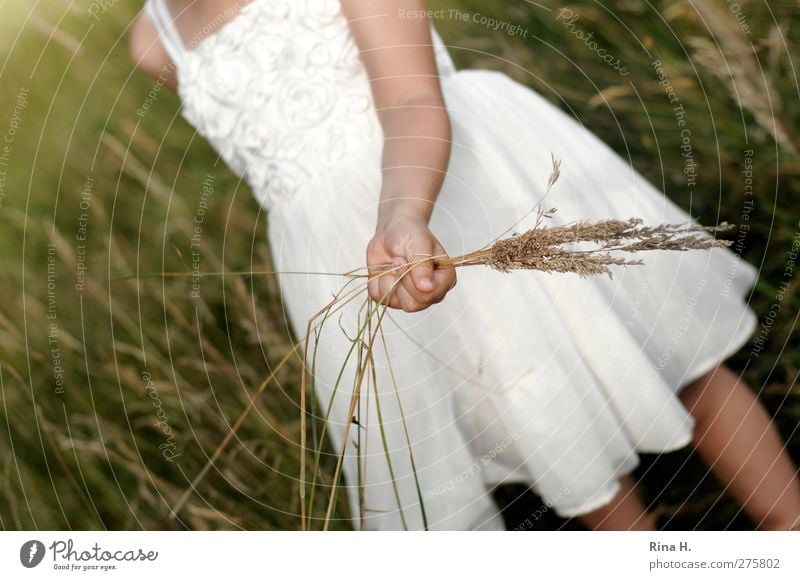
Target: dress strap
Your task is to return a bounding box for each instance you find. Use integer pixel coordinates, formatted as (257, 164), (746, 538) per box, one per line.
(429, 25), (457, 77)
(144, 0), (186, 66)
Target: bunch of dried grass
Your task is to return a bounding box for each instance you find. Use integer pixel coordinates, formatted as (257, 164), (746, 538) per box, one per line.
(431, 217), (734, 278)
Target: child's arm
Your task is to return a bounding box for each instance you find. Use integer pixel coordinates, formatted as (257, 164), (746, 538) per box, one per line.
(129, 9), (178, 92)
(342, 0), (457, 312)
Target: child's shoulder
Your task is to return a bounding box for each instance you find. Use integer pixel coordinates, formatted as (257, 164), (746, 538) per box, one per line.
(128, 9), (177, 92)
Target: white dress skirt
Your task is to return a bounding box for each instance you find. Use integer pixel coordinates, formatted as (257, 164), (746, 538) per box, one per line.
(144, 0), (759, 530)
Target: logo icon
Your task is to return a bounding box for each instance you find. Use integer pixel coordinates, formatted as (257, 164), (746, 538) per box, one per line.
(20, 540), (46, 568)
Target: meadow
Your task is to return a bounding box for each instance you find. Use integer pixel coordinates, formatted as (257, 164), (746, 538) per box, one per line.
(0, 0), (798, 530)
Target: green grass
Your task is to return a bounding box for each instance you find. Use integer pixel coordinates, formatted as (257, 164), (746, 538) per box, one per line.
(0, 0), (798, 530)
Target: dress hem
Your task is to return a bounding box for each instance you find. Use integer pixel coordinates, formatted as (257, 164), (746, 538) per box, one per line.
(484, 305), (759, 520)
(673, 308), (759, 393)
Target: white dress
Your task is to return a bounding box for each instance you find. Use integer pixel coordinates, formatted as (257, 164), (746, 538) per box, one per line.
(144, 0), (759, 530)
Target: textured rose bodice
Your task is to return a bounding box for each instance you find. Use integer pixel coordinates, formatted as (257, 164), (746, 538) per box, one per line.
(145, 0), (457, 212)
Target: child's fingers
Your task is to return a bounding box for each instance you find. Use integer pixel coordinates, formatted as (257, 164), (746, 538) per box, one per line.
(394, 283), (423, 312)
(367, 236), (450, 310)
(375, 257), (404, 307)
(397, 240), (436, 302)
(367, 266), (393, 303)
(400, 263), (442, 307)
(408, 260), (436, 294)
(397, 266), (454, 311)
(433, 261), (456, 293)
(377, 272), (395, 306)
(368, 257), (401, 307)
(367, 267), (380, 302)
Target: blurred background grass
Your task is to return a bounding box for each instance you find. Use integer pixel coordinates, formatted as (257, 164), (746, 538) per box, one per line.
(0, 0), (798, 530)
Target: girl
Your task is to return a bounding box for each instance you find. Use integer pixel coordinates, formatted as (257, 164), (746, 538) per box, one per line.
(129, 0), (800, 530)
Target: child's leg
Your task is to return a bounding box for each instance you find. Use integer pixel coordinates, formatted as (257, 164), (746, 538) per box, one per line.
(678, 364), (800, 530)
(577, 475), (658, 530)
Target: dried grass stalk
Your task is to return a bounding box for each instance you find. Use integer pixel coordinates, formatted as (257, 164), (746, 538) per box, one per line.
(431, 217), (734, 279)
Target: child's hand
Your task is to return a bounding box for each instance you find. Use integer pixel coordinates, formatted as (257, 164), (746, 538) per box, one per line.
(366, 215), (456, 312)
